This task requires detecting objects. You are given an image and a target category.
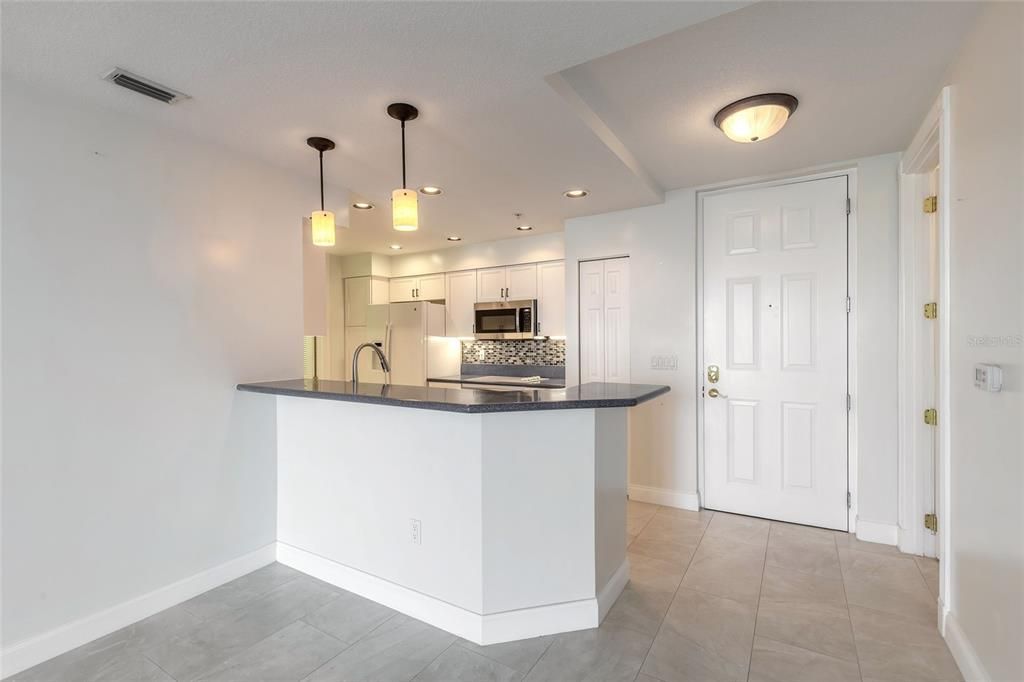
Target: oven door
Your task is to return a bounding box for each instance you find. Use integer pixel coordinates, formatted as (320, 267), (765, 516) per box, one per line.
(474, 304), (522, 339)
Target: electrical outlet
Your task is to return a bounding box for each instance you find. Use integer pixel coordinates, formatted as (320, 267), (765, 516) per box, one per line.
(410, 518), (422, 545)
(650, 355), (678, 370)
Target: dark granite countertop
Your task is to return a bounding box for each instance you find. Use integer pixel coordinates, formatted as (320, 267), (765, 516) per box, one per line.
(236, 379), (669, 414)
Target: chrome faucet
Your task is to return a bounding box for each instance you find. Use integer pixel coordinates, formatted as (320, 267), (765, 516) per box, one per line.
(352, 342), (390, 385)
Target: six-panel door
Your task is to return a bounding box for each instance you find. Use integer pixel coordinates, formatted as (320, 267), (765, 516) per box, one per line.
(702, 176), (849, 530)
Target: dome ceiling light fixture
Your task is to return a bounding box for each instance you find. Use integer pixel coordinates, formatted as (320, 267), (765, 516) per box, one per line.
(306, 136), (336, 247)
(714, 93), (799, 143)
(388, 102), (420, 232)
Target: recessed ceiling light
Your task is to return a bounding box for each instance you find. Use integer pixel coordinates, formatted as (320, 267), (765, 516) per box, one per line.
(352, 202), (374, 210)
(714, 93), (798, 143)
(563, 189), (589, 198)
(419, 186), (443, 196)
(446, 235), (462, 241)
(389, 244), (403, 250)
(516, 225), (533, 232)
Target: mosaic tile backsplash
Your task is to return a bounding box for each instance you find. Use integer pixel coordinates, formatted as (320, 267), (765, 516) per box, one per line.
(461, 339), (565, 366)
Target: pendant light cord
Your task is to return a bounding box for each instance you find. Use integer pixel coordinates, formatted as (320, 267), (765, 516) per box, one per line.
(401, 120), (407, 189)
(319, 151), (325, 211)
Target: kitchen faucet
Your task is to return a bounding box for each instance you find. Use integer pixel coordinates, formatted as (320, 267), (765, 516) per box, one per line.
(352, 342), (390, 386)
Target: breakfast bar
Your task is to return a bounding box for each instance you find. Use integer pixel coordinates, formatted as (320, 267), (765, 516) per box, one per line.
(236, 379), (668, 645)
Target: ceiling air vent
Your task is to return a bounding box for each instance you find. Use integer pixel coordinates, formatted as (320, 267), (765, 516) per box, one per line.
(102, 68), (190, 104)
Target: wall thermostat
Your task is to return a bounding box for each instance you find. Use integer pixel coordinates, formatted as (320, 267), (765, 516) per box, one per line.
(974, 364), (1003, 392)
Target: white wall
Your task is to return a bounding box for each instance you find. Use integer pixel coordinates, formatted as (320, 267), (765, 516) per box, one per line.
(943, 5), (1023, 680)
(565, 154), (901, 525)
(1, 82), (308, 648)
(388, 232), (564, 277)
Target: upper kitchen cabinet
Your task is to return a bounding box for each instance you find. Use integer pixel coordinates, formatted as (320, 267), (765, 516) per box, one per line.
(537, 260), (565, 337)
(390, 273), (445, 302)
(476, 264), (537, 302)
(445, 270), (477, 338)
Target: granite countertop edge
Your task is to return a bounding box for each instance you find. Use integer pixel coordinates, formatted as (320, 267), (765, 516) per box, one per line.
(236, 380), (669, 414)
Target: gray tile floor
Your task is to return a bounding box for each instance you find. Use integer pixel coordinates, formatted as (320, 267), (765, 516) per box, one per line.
(9, 502), (961, 682)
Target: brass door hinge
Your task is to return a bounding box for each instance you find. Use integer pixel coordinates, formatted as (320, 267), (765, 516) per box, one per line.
(924, 513), (938, 532)
(923, 302), (937, 319)
(923, 195), (938, 213)
(924, 408), (938, 426)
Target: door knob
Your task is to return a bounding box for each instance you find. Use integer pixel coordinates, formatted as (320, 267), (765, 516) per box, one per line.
(707, 388), (728, 398)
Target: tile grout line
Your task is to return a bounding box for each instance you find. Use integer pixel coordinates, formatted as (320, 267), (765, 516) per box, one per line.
(633, 507), (715, 680)
(512, 637), (556, 680)
(297, 611), (399, 681)
(143, 653), (177, 682)
(744, 522), (772, 682)
(833, 531), (866, 682)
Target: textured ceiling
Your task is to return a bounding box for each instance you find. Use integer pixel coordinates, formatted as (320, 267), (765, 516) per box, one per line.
(1, 1), (744, 254)
(558, 1), (980, 191)
(3, 1), (978, 255)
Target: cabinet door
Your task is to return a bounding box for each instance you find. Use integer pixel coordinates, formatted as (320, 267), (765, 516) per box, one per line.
(417, 273), (446, 301)
(344, 276), (370, 327)
(370, 277), (390, 304)
(537, 261), (565, 337)
(389, 276), (417, 302)
(506, 263), (538, 300)
(445, 270), (477, 337)
(476, 267), (507, 302)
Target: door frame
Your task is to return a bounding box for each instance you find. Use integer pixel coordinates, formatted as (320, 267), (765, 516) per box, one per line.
(897, 88), (952, 619)
(696, 168), (859, 532)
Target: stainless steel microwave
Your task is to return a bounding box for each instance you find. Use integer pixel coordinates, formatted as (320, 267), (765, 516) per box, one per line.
(473, 300), (537, 339)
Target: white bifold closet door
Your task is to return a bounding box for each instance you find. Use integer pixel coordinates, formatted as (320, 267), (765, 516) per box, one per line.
(579, 258), (630, 385)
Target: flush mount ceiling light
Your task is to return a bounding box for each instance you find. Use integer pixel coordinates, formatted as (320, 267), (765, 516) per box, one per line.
(352, 202), (374, 210)
(714, 93), (798, 143)
(419, 186), (443, 196)
(389, 244), (403, 250)
(563, 189), (589, 199)
(306, 137), (336, 247)
(446, 235), (462, 242)
(388, 102), (419, 232)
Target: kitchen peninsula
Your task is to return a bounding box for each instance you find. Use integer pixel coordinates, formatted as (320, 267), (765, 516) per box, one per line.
(237, 379), (668, 645)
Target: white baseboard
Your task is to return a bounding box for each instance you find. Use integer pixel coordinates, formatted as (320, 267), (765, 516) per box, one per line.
(855, 518), (899, 546)
(942, 609), (989, 681)
(596, 558), (630, 622)
(275, 542), (598, 646)
(0, 544), (277, 679)
(628, 484), (700, 511)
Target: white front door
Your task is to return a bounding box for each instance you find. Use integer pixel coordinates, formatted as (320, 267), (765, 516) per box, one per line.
(702, 176), (849, 530)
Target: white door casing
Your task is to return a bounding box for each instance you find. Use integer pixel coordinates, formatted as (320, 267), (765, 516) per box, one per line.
(578, 258), (630, 386)
(702, 176), (849, 530)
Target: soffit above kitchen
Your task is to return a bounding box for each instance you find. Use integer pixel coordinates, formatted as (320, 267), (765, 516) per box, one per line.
(2, 2), (978, 254)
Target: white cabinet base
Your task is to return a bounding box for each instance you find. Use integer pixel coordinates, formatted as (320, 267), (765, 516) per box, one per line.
(275, 397), (628, 644)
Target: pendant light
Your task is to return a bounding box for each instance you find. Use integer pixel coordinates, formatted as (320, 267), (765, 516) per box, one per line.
(714, 93), (798, 143)
(306, 137), (336, 246)
(388, 102), (419, 232)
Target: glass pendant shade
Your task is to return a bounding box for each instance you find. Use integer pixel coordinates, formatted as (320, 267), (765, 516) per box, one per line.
(311, 210), (336, 246)
(392, 188), (418, 232)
